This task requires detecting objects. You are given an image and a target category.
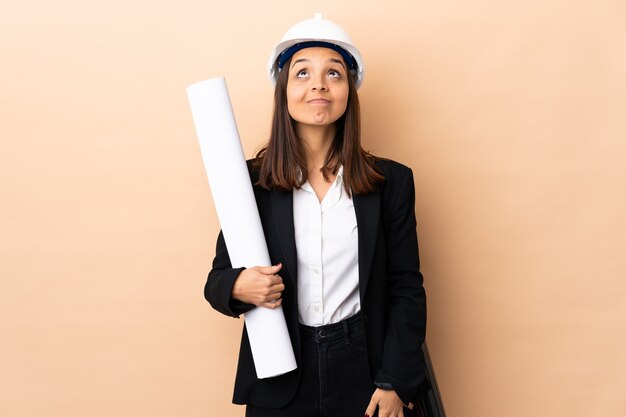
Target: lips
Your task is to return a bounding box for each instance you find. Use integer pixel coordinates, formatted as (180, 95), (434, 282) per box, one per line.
(307, 98), (331, 105)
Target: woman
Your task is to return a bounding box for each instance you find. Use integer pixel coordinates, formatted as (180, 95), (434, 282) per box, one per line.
(205, 13), (427, 417)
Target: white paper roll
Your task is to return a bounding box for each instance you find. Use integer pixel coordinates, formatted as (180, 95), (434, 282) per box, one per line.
(186, 77), (297, 379)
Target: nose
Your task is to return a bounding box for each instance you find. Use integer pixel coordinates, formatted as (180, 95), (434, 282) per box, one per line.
(311, 75), (327, 91)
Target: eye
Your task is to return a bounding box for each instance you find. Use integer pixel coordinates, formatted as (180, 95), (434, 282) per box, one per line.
(328, 69), (342, 78)
(296, 69), (309, 78)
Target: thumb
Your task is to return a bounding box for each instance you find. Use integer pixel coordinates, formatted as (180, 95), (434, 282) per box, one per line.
(257, 263), (282, 275)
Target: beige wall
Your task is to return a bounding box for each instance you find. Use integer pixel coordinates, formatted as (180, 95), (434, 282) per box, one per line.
(1, 1), (625, 416)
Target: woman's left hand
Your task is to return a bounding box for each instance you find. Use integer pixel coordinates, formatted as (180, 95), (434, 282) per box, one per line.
(365, 388), (405, 417)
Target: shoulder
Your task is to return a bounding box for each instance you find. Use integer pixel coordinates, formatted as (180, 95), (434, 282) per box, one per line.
(246, 157), (262, 185)
(246, 157), (277, 200)
(367, 156), (416, 214)
(369, 155), (414, 186)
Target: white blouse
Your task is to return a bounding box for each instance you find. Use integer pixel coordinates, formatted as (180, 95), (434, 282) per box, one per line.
(293, 166), (361, 326)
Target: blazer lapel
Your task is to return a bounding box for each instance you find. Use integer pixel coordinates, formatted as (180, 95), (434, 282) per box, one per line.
(269, 187), (380, 307)
(353, 189), (381, 304)
(270, 190), (298, 295)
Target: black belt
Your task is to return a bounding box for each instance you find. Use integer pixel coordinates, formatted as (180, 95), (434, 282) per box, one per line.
(299, 312), (363, 343)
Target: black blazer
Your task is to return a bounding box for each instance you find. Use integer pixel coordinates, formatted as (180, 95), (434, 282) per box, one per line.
(205, 157), (427, 407)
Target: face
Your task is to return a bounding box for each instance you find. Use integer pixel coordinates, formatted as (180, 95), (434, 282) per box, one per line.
(286, 47), (350, 129)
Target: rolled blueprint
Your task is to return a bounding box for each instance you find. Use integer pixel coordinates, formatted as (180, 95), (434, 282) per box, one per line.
(186, 77), (297, 378)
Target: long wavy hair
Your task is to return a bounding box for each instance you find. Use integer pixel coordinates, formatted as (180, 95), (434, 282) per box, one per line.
(254, 54), (384, 195)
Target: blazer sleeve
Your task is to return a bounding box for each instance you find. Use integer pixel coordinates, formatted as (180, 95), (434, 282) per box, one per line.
(204, 230), (256, 318)
(374, 165), (427, 404)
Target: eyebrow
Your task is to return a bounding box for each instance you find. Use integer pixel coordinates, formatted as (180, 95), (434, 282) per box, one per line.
(291, 57), (346, 69)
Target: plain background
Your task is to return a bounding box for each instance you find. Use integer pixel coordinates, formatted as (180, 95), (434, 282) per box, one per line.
(1, 1), (625, 416)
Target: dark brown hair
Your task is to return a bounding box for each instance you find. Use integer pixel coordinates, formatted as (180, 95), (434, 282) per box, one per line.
(254, 54), (384, 195)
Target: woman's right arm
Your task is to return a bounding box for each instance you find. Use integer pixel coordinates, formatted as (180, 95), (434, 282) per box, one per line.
(205, 231), (285, 318)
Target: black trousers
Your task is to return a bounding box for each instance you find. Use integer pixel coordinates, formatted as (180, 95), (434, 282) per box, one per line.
(246, 312), (374, 417)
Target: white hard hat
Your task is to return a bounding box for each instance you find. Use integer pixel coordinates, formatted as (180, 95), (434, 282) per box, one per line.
(268, 13), (365, 89)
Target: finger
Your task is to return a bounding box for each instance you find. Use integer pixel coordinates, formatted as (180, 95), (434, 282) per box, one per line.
(262, 283), (284, 299)
(269, 274), (283, 285)
(268, 282), (285, 294)
(263, 290), (282, 302)
(365, 397), (377, 417)
(257, 263), (282, 275)
(262, 298), (282, 309)
(265, 294), (281, 303)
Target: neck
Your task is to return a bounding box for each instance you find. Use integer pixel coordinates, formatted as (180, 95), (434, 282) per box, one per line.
(296, 123), (336, 171)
